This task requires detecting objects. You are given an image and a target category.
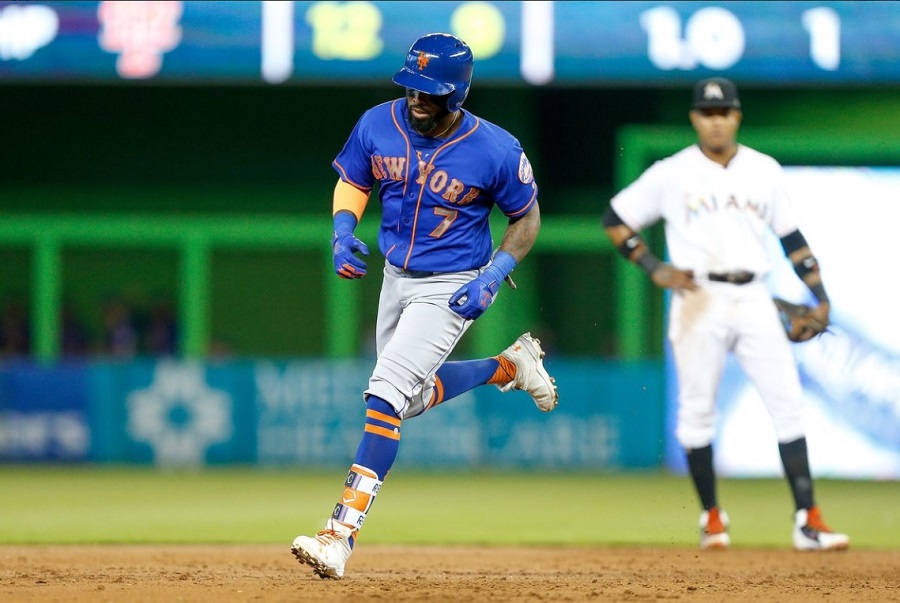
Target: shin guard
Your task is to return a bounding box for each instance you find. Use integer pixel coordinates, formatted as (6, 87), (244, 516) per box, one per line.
(329, 464), (383, 545)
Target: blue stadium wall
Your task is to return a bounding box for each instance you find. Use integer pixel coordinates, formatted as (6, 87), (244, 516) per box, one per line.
(0, 359), (663, 469)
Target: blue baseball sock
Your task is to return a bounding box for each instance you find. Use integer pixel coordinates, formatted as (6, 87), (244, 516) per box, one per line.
(434, 358), (500, 401)
(352, 395), (401, 480)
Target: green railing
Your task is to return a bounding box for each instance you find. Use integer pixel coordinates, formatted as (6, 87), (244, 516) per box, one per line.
(7, 127), (893, 362)
(0, 214), (626, 361)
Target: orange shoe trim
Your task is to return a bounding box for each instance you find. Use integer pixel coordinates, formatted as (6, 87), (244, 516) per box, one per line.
(705, 508), (727, 534)
(806, 506), (833, 532)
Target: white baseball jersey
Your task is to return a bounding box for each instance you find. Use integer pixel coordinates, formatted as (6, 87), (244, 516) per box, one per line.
(611, 144), (798, 276)
(612, 143), (808, 448)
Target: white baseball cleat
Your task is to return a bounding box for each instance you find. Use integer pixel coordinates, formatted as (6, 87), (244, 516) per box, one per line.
(793, 507), (849, 551)
(699, 507), (731, 550)
(291, 529), (352, 579)
(498, 332), (559, 412)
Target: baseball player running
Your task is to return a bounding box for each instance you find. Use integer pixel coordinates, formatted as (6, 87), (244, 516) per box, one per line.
(602, 77), (848, 551)
(291, 33), (558, 579)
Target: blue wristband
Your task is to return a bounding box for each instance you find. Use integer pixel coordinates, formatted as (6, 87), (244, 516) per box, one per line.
(483, 250), (517, 283)
(333, 211), (358, 236)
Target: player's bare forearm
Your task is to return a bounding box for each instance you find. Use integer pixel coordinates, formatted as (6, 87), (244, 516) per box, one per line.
(604, 223), (634, 250)
(448, 206), (538, 318)
(801, 272), (830, 325)
(497, 205), (541, 261)
(800, 268), (830, 322)
(650, 264), (697, 292)
(787, 247), (821, 291)
(787, 245), (830, 319)
(604, 224), (697, 292)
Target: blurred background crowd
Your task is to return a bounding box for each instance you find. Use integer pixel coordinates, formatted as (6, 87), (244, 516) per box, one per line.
(0, 292), (179, 359)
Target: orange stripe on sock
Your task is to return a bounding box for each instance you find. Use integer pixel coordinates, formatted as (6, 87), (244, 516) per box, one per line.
(488, 356), (516, 385)
(364, 423), (400, 440)
(366, 409), (402, 427)
(350, 464), (378, 478)
(426, 377), (445, 410)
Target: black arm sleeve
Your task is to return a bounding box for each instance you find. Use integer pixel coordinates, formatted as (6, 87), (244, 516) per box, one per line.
(780, 228), (829, 302)
(779, 229), (808, 255)
(601, 206), (626, 228)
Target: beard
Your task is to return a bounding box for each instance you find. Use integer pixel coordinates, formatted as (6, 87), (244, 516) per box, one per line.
(408, 107), (450, 134)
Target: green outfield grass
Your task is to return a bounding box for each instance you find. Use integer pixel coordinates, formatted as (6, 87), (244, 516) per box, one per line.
(1, 465), (896, 548)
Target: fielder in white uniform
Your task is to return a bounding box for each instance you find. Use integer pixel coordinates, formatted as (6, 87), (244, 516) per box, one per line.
(602, 77), (849, 551)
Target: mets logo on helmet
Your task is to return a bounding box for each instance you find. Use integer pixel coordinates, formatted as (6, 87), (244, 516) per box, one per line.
(416, 51), (431, 70)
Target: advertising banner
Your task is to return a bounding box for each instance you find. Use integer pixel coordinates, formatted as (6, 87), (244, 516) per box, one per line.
(0, 357), (663, 469)
(0, 360), (91, 460)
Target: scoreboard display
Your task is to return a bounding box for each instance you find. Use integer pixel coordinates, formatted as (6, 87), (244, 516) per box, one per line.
(0, 1), (898, 86)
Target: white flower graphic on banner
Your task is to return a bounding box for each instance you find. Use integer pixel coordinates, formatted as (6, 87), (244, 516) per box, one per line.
(127, 362), (232, 466)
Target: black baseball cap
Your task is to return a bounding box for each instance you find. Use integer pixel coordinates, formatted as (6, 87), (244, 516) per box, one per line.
(691, 77), (741, 110)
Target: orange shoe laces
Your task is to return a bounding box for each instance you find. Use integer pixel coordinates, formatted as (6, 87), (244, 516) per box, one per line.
(313, 529), (343, 545)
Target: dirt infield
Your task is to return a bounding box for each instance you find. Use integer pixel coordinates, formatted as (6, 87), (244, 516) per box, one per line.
(2, 545), (898, 602)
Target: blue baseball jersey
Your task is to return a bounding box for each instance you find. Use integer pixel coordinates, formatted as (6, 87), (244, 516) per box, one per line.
(333, 98), (538, 273)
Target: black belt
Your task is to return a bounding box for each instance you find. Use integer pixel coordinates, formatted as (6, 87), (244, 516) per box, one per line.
(399, 268), (436, 278)
(708, 271), (756, 285)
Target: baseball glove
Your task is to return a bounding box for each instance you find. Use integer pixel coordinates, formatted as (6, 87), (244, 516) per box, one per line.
(773, 297), (828, 343)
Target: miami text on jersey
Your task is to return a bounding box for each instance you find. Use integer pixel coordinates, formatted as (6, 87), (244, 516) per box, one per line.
(684, 193), (769, 223)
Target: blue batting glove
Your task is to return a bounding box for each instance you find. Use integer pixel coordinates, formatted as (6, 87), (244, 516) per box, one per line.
(448, 251), (517, 320)
(332, 232), (369, 279)
(448, 273), (500, 320)
(332, 211), (368, 279)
